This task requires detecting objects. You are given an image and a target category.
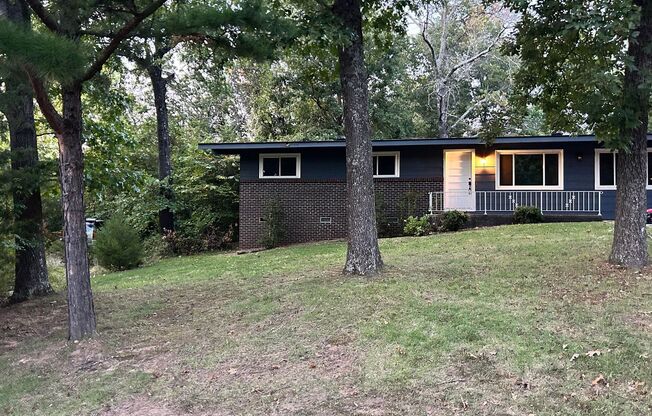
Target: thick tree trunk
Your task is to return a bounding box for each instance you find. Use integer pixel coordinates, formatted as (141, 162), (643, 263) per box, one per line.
(1, 0), (52, 302)
(7, 73), (53, 302)
(60, 83), (96, 339)
(333, 0), (383, 275)
(609, 0), (652, 268)
(147, 64), (175, 234)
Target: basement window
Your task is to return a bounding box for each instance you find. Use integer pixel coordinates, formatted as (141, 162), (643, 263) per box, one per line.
(373, 152), (400, 178)
(259, 154), (301, 178)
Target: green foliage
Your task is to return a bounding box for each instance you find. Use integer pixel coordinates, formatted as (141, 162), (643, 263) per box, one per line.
(259, 199), (286, 249)
(502, 0), (640, 147)
(397, 190), (421, 222)
(513, 206), (544, 224)
(438, 210), (469, 232)
(0, 20), (86, 84)
(403, 215), (432, 236)
(94, 215), (144, 271)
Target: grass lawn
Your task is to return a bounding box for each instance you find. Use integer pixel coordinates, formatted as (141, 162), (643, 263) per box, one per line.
(1, 222), (651, 415)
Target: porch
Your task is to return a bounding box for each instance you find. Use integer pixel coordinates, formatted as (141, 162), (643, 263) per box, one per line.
(428, 190), (604, 216)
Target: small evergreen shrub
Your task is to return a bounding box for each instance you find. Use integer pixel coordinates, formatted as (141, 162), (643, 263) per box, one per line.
(403, 215), (432, 236)
(439, 210), (469, 232)
(513, 206), (544, 224)
(94, 215), (144, 271)
(259, 199), (286, 248)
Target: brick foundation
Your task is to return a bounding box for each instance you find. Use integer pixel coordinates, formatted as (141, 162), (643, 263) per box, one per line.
(239, 178), (443, 249)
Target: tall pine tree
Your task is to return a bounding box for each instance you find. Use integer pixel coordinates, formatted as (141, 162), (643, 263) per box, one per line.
(0, 0), (52, 302)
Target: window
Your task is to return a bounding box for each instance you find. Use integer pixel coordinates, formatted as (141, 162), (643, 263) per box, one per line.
(372, 152), (400, 177)
(594, 149), (652, 189)
(259, 154), (300, 178)
(496, 150), (563, 189)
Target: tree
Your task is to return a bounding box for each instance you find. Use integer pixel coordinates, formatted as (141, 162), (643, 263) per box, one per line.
(503, 0), (652, 267)
(0, 0), (166, 339)
(415, 0), (511, 138)
(332, 0), (383, 274)
(0, 0), (52, 302)
(117, 0), (289, 235)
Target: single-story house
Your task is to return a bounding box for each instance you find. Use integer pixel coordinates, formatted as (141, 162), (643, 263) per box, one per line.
(200, 135), (652, 249)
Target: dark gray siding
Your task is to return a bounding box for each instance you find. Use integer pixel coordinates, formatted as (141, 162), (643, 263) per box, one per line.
(238, 140), (652, 220)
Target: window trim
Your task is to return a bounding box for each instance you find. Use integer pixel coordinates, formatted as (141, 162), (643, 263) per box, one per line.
(258, 153), (301, 179)
(372, 151), (400, 178)
(594, 148), (652, 190)
(594, 149), (617, 190)
(495, 149), (564, 190)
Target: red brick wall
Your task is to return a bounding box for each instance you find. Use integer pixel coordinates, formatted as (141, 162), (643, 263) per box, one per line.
(239, 178), (443, 249)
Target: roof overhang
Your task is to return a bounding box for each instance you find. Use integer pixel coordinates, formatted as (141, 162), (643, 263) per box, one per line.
(198, 135), (622, 155)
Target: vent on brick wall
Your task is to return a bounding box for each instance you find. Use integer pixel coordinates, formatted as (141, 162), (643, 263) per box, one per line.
(320, 217), (332, 224)
(388, 217), (399, 224)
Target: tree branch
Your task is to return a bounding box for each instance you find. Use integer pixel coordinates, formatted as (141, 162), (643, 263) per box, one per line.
(446, 26), (507, 79)
(449, 97), (488, 130)
(24, 0), (60, 33)
(420, 8), (437, 67)
(81, 0), (167, 82)
(24, 67), (64, 135)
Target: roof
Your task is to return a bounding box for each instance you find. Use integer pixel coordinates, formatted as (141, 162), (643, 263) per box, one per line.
(198, 134), (603, 155)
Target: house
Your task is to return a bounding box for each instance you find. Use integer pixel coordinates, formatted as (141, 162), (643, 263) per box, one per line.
(200, 135), (652, 249)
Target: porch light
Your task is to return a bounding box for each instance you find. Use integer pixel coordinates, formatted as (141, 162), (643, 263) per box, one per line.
(478, 157), (488, 166)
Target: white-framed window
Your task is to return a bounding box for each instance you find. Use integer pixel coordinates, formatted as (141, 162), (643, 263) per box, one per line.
(594, 148), (652, 190)
(495, 150), (564, 190)
(258, 153), (301, 178)
(373, 151), (400, 178)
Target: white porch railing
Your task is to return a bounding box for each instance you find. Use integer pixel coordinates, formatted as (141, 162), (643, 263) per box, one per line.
(428, 191), (603, 216)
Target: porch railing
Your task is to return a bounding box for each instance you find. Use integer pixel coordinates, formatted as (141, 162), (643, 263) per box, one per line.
(428, 191), (603, 216)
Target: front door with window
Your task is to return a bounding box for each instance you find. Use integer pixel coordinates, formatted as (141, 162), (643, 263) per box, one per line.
(444, 150), (475, 211)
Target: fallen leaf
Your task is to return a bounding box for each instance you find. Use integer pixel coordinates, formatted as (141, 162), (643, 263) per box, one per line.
(570, 353), (580, 362)
(585, 350), (602, 357)
(591, 374), (607, 387)
(227, 368), (238, 375)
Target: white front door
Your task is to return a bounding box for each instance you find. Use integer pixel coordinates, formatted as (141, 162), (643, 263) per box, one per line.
(444, 150), (475, 211)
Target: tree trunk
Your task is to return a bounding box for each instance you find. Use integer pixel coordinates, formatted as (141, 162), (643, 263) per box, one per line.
(333, 0), (383, 275)
(1, 0), (52, 302)
(7, 73), (53, 302)
(437, 83), (450, 138)
(147, 64), (175, 234)
(60, 83), (96, 339)
(609, 0), (652, 268)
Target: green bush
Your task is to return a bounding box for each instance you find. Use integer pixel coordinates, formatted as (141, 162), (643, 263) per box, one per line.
(403, 215), (432, 236)
(94, 215), (144, 271)
(513, 206), (544, 224)
(259, 199), (286, 248)
(439, 210), (469, 232)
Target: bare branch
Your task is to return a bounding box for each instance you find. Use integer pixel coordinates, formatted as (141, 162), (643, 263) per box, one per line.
(81, 0), (167, 82)
(420, 8), (437, 66)
(446, 26), (508, 79)
(449, 97), (489, 130)
(24, 0), (60, 33)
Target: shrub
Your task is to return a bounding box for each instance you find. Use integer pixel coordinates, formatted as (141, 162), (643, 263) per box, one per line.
(94, 215), (144, 271)
(259, 199), (286, 248)
(398, 190), (421, 222)
(375, 192), (391, 238)
(513, 206), (544, 224)
(403, 215), (432, 236)
(439, 210), (469, 232)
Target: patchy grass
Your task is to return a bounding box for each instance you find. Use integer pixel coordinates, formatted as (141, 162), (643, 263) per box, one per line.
(1, 222), (651, 415)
